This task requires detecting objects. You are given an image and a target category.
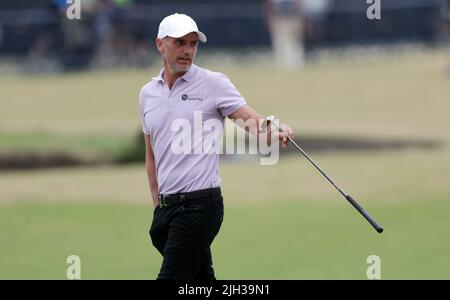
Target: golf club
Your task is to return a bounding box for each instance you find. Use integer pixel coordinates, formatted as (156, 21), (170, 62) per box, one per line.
(265, 115), (384, 233)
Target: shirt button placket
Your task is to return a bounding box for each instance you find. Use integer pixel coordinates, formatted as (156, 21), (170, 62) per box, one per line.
(165, 85), (173, 108)
(168, 85), (177, 108)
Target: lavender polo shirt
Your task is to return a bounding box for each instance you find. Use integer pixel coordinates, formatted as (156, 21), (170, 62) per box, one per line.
(139, 64), (247, 195)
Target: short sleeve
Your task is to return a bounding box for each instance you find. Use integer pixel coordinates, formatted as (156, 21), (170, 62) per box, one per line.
(214, 74), (247, 117)
(139, 87), (151, 135)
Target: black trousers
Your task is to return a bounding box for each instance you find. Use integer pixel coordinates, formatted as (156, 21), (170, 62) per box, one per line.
(149, 188), (224, 280)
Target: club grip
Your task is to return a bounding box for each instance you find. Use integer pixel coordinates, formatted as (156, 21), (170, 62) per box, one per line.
(345, 195), (384, 233)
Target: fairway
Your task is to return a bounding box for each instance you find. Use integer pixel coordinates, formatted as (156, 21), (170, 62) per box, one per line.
(1, 50), (449, 140)
(1, 194), (449, 279)
(1, 49), (450, 279)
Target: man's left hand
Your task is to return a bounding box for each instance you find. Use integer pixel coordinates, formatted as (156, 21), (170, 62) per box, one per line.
(278, 123), (294, 148)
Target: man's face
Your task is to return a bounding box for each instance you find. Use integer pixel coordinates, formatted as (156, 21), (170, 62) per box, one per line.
(157, 32), (199, 74)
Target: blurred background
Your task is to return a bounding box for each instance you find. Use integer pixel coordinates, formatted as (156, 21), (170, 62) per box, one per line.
(1, 0), (450, 279)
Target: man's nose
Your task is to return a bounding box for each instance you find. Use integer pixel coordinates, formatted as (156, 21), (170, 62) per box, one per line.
(182, 44), (195, 55)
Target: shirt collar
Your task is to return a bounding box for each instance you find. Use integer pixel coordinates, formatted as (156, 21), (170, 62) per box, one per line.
(152, 64), (198, 83)
(181, 64), (197, 82)
(152, 68), (164, 82)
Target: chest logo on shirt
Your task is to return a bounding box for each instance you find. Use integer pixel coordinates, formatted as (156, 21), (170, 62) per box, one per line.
(181, 93), (203, 102)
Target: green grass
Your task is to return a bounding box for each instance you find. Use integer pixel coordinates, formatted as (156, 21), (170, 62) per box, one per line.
(0, 201), (156, 279)
(2, 148), (450, 206)
(0, 131), (135, 161)
(0, 49), (449, 158)
(216, 196), (450, 279)
(1, 50), (449, 140)
(1, 197), (449, 279)
(1, 49), (449, 279)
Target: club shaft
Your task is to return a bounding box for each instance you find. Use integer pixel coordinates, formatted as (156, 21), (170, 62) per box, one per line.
(274, 124), (383, 233)
(287, 136), (348, 198)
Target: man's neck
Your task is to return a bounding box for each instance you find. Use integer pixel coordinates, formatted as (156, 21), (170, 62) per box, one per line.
(163, 68), (187, 90)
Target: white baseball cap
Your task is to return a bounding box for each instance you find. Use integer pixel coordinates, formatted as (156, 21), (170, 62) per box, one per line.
(157, 13), (207, 43)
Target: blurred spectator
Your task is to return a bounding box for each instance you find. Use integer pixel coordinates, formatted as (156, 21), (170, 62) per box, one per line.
(92, 0), (150, 67)
(265, 0), (305, 68)
(55, 0), (97, 70)
(109, 0), (136, 64)
(303, 0), (330, 48)
(93, 0), (116, 64)
(24, 2), (59, 72)
(442, 0), (450, 74)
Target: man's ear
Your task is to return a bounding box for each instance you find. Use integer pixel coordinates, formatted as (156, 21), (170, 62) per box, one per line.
(156, 38), (164, 54)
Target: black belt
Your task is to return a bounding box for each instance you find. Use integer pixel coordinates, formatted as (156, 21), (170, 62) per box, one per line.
(158, 187), (221, 208)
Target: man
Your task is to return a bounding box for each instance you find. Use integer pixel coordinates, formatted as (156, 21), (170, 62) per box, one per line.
(139, 13), (294, 280)
(265, 0), (305, 68)
(443, 0), (450, 74)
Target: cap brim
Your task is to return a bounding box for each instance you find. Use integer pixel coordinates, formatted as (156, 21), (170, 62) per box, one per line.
(168, 30), (207, 43)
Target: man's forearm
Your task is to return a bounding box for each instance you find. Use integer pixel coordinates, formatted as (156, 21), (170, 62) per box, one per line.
(145, 156), (159, 207)
(229, 106), (273, 144)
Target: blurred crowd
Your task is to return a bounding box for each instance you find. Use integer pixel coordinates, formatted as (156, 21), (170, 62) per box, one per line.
(16, 0), (450, 72)
(26, 0), (331, 71)
(443, 0), (450, 73)
(265, 0), (330, 68)
(26, 0), (151, 71)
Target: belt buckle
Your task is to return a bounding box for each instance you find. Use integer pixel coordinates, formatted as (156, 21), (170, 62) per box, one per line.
(159, 194), (167, 208)
(179, 194), (186, 203)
